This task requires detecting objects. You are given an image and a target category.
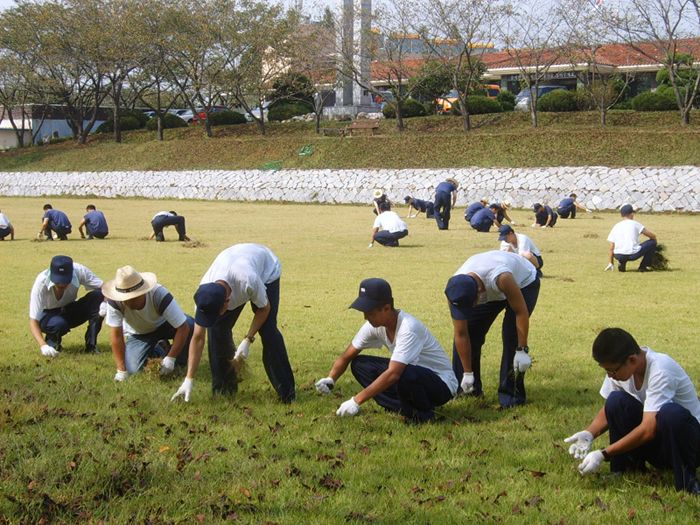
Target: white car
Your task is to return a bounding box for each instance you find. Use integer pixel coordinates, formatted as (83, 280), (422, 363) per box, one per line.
(514, 85), (566, 111)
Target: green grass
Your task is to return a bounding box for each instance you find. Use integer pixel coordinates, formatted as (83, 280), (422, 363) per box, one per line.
(1, 111), (699, 172)
(1, 197), (700, 524)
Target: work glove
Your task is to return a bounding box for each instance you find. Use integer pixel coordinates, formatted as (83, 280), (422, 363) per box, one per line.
(513, 349), (532, 373)
(564, 430), (594, 459)
(233, 338), (251, 361)
(541, 225), (547, 229)
(368, 243), (373, 248)
(530, 223), (537, 228)
(461, 372), (475, 394)
(114, 369), (129, 382)
(315, 377), (335, 394)
(578, 450), (605, 475)
(98, 301), (108, 317)
(336, 397), (360, 417)
(604, 263), (614, 272)
(160, 356), (176, 376)
(171, 378), (193, 402)
(40, 344), (59, 357)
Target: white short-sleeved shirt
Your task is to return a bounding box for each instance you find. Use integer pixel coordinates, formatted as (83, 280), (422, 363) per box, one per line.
(152, 211), (174, 221)
(29, 263), (103, 320)
(105, 285), (187, 335)
(200, 244), (281, 311)
(454, 251), (537, 303)
(351, 310), (458, 396)
(373, 211), (408, 233)
(500, 233), (541, 257)
(600, 347), (700, 424)
(607, 219), (645, 255)
(0, 212), (11, 228)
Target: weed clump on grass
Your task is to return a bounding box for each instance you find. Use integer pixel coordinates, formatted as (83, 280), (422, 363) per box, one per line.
(650, 243), (670, 271)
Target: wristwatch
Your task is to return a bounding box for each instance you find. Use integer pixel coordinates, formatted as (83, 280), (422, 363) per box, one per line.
(601, 449), (611, 461)
(516, 346), (529, 353)
(246, 335), (255, 343)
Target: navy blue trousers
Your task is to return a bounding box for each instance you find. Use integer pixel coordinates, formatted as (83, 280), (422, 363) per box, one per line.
(45, 225), (71, 240)
(558, 205), (576, 219)
(0, 227), (11, 239)
(614, 239), (657, 270)
(151, 215), (187, 241)
(350, 355), (453, 422)
(39, 290), (104, 351)
(433, 192), (452, 230)
(452, 278), (540, 407)
(374, 229), (408, 247)
(206, 278), (295, 402)
(470, 219), (494, 232)
(605, 391), (700, 491)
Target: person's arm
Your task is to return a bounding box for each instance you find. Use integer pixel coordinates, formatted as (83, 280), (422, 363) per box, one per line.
(29, 318), (48, 347)
(78, 219), (87, 238)
(641, 228), (656, 241)
(544, 210), (552, 227)
(520, 251), (540, 268)
(498, 273), (529, 347)
(354, 360), (407, 405)
(451, 191), (457, 208)
(602, 411), (657, 457)
(9, 224), (14, 240)
(184, 324), (206, 379)
(575, 201), (589, 212)
(584, 407), (609, 438)
(369, 227), (379, 246)
(40, 217), (49, 235)
(168, 321), (190, 358)
(327, 344), (363, 382)
(110, 326), (127, 371)
(502, 210), (514, 223)
(452, 318), (472, 373)
(246, 303), (271, 340)
(608, 242), (615, 265)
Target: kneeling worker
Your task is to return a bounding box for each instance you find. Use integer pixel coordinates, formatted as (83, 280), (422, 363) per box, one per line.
(315, 278), (457, 423)
(369, 202), (408, 247)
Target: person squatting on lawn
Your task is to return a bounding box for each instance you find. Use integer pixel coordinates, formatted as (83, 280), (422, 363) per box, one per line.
(464, 198), (489, 223)
(0, 209), (14, 240)
(469, 203), (503, 232)
(532, 203), (558, 228)
(315, 278), (458, 423)
(171, 243), (295, 403)
(433, 177), (459, 230)
(78, 204), (109, 239)
(40, 203), (72, 240)
(557, 193), (590, 219)
(605, 204), (657, 273)
(29, 255), (104, 356)
(494, 201), (516, 226)
(445, 251), (539, 408)
(498, 224), (543, 277)
(102, 265), (193, 381)
(565, 327), (700, 495)
(369, 201), (408, 248)
(150, 210), (190, 242)
(403, 195), (434, 219)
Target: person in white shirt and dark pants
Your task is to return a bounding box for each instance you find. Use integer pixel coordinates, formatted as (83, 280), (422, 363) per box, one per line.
(606, 204), (657, 272)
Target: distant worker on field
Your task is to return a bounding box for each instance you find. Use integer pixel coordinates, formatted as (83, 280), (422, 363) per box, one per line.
(532, 203), (558, 228)
(498, 225), (543, 277)
(372, 189), (391, 216)
(494, 201), (517, 226)
(464, 198), (489, 223)
(470, 203), (502, 232)
(369, 202), (409, 248)
(40, 203), (72, 240)
(78, 204), (109, 239)
(557, 193), (591, 219)
(433, 177), (459, 230)
(404, 195), (434, 219)
(605, 204), (657, 273)
(150, 210), (190, 242)
(0, 209), (14, 240)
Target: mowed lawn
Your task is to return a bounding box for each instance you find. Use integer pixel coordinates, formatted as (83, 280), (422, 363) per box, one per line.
(1, 197), (699, 524)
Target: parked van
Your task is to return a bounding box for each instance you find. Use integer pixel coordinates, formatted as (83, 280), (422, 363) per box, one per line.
(514, 85), (566, 111)
(435, 84), (501, 114)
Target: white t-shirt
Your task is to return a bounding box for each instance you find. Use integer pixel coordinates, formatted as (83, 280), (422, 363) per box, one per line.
(152, 211), (175, 220)
(105, 285), (187, 335)
(200, 244), (281, 311)
(600, 347), (700, 424)
(0, 212), (11, 228)
(607, 219), (645, 255)
(351, 310), (458, 396)
(454, 251), (537, 302)
(500, 233), (541, 257)
(373, 211), (408, 233)
(29, 263), (103, 320)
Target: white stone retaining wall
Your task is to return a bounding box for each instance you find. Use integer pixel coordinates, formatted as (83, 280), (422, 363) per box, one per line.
(0, 167), (699, 212)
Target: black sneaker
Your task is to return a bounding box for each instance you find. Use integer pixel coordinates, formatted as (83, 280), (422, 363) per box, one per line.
(84, 345), (100, 354)
(638, 266), (651, 273)
(687, 479), (700, 495)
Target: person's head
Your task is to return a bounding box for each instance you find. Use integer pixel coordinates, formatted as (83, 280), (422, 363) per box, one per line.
(378, 201), (391, 213)
(86, 204), (96, 211)
(533, 203), (543, 212)
(444, 274), (479, 320)
(193, 282), (230, 327)
(498, 224), (515, 243)
(373, 189), (384, 199)
(592, 327), (642, 380)
(403, 195), (412, 204)
(446, 177), (459, 188)
(169, 210), (178, 216)
(620, 204), (634, 218)
(501, 200), (511, 209)
(43, 204), (53, 211)
(569, 193), (577, 199)
(350, 278), (395, 326)
(480, 197), (489, 205)
(101, 265), (158, 309)
(49, 255), (73, 289)
(489, 203), (500, 212)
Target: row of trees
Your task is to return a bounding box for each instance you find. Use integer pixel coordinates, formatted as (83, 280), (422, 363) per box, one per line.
(0, 0), (698, 148)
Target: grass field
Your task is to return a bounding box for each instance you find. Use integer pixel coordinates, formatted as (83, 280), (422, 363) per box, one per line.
(1, 111), (700, 172)
(1, 197), (699, 524)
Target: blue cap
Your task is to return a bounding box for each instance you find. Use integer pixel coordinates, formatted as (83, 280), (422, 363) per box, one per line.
(194, 282), (226, 327)
(444, 274), (478, 320)
(350, 278), (393, 312)
(49, 255), (73, 285)
(533, 203), (542, 211)
(498, 224), (514, 241)
(620, 204), (634, 216)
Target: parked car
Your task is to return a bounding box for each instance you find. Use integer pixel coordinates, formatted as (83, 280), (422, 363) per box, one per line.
(246, 102), (270, 122)
(372, 90), (395, 110)
(435, 84), (501, 114)
(514, 85), (566, 111)
(172, 108), (197, 124)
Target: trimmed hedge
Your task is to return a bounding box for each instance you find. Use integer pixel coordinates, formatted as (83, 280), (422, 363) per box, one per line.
(450, 96), (502, 115)
(382, 98), (427, 119)
(95, 116), (142, 134)
(208, 110), (247, 126)
(497, 90), (515, 111)
(145, 113), (188, 131)
(631, 90), (677, 111)
(268, 102), (313, 122)
(538, 90), (578, 112)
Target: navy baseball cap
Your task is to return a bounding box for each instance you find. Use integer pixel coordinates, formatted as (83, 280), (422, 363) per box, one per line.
(444, 274), (478, 320)
(49, 255), (74, 285)
(532, 203), (542, 211)
(350, 278), (393, 312)
(194, 282), (226, 327)
(620, 204), (634, 216)
(498, 224), (514, 241)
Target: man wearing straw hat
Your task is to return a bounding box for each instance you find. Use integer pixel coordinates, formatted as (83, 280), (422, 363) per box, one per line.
(102, 266), (193, 381)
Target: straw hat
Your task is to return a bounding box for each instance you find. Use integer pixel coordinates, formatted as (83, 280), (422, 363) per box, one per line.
(446, 177), (459, 187)
(373, 189), (384, 198)
(102, 265), (157, 301)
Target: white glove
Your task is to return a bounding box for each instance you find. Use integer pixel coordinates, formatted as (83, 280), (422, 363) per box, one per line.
(586, 209), (592, 213)
(171, 378), (193, 402)
(160, 356), (176, 376)
(564, 430), (594, 459)
(530, 223), (537, 228)
(513, 349), (532, 373)
(541, 225), (547, 229)
(461, 372), (475, 394)
(368, 243), (373, 248)
(336, 397), (360, 417)
(315, 377), (335, 394)
(234, 338), (251, 361)
(511, 221), (518, 226)
(114, 369), (129, 382)
(578, 450), (605, 475)
(40, 344), (59, 357)
(98, 301), (108, 317)
(604, 263), (614, 272)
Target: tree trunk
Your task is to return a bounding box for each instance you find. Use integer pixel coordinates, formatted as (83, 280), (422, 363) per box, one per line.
(112, 83), (122, 144)
(396, 101), (404, 131)
(461, 97), (471, 132)
(204, 116), (213, 138)
(157, 115), (164, 141)
(681, 107), (690, 125)
(530, 101), (538, 128)
(315, 112), (321, 134)
(600, 106), (607, 127)
(255, 117), (267, 136)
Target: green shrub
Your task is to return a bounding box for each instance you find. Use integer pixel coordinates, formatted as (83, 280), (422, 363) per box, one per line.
(95, 116), (142, 134)
(267, 102), (313, 122)
(631, 90), (677, 111)
(450, 96), (502, 115)
(208, 110), (247, 126)
(611, 99), (633, 110)
(573, 90), (595, 111)
(122, 109), (149, 127)
(382, 98), (427, 119)
(497, 90), (515, 111)
(145, 113), (188, 131)
(538, 90), (579, 112)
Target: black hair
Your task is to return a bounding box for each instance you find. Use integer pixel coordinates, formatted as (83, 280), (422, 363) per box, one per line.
(86, 204), (96, 210)
(592, 328), (641, 364)
(43, 204), (52, 210)
(403, 196), (412, 203)
(169, 210), (177, 215)
(489, 203), (500, 210)
(378, 201), (391, 212)
(569, 193), (577, 199)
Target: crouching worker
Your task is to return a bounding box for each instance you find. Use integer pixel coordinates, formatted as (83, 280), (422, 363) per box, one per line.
(102, 266), (193, 381)
(564, 327), (700, 494)
(369, 202), (408, 247)
(315, 278), (457, 423)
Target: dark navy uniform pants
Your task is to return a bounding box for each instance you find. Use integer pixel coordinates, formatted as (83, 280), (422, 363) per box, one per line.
(374, 229), (408, 247)
(39, 290), (104, 351)
(470, 219), (493, 232)
(433, 192), (452, 230)
(46, 225), (71, 240)
(614, 239), (657, 270)
(558, 205), (576, 218)
(151, 215), (187, 241)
